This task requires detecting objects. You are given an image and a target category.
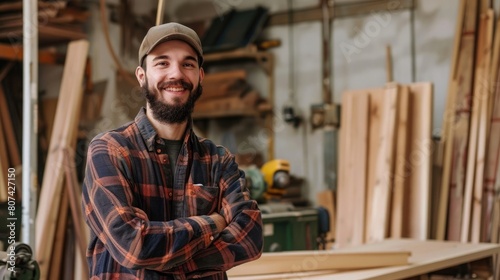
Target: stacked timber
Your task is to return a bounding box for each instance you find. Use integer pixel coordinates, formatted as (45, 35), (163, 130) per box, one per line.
(438, 0), (500, 246)
(336, 82), (433, 248)
(0, 0), (89, 46)
(0, 64), (22, 203)
(193, 69), (271, 118)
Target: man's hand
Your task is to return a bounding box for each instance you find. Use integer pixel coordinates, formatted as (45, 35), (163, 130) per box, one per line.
(209, 213), (227, 232)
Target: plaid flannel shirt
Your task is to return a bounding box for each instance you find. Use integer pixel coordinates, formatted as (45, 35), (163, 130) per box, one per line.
(82, 108), (263, 279)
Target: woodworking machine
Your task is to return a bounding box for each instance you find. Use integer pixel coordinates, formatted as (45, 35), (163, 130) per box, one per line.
(243, 160), (332, 252)
(0, 243), (39, 280)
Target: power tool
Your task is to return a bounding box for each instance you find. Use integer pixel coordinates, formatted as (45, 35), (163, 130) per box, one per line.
(0, 242), (39, 280)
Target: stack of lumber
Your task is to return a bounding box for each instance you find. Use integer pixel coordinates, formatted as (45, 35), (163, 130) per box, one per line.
(0, 0), (89, 46)
(35, 40), (89, 280)
(438, 0), (500, 244)
(0, 64), (22, 203)
(336, 82), (433, 248)
(193, 69), (270, 118)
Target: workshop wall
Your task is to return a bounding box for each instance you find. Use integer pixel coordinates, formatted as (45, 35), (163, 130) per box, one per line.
(75, 0), (461, 205)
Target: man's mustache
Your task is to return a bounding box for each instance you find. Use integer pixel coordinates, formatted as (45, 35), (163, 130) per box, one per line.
(159, 80), (193, 91)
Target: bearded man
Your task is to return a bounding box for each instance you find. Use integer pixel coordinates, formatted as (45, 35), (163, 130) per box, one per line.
(81, 22), (263, 280)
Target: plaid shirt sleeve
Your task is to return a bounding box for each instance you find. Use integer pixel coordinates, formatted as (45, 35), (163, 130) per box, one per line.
(174, 149), (264, 278)
(82, 138), (221, 272)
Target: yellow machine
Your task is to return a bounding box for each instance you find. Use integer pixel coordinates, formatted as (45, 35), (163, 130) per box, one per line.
(242, 159), (291, 202)
(261, 159), (291, 198)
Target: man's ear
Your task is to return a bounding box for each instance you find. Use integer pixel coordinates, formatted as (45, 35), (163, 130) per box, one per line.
(199, 67), (205, 84)
(135, 66), (146, 86)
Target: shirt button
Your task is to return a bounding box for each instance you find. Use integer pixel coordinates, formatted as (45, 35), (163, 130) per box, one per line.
(156, 148), (161, 153)
(163, 159), (167, 163)
(156, 139), (162, 144)
(168, 192), (173, 197)
(210, 236), (214, 241)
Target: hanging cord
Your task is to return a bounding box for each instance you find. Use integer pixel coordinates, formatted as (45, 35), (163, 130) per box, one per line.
(99, 0), (137, 86)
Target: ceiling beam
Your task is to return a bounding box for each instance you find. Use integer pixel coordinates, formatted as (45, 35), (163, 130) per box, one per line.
(267, 0), (414, 26)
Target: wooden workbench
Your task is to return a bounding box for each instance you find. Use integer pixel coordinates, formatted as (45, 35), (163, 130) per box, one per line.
(228, 239), (500, 279)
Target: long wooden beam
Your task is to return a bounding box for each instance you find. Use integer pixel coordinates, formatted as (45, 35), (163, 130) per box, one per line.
(227, 250), (410, 277)
(0, 43), (64, 64)
(267, 0), (414, 26)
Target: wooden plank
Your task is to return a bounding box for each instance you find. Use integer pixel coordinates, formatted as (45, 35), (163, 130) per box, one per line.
(364, 88), (387, 242)
(228, 239), (500, 280)
(481, 18), (500, 243)
(336, 89), (351, 247)
(267, 0), (413, 25)
(490, 195), (500, 246)
(445, 0), (479, 241)
(0, 115), (9, 201)
(0, 86), (21, 167)
(63, 149), (89, 280)
(316, 190), (335, 250)
(461, 12), (490, 243)
(199, 70), (248, 102)
(441, 0), (466, 139)
(391, 85), (410, 238)
(0, 1), (65, 13)
(366, 84), (399, 243)
(0, 43), (63, 64)
(41, 98), (59, 147)
(227, 250), (411, 277)
(405, 82), (433, 240)
(35, 40), (89, 280)
(471, 9), (494, 243)
(336, 91), (369, 248)
(434, 0), (467, 240)
(48, 187), (68, 280)
(438, 0), (476, 241)
(386, 45), (393, 83)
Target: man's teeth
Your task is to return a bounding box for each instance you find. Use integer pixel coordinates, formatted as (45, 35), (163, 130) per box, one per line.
(165, 87), (184, 92)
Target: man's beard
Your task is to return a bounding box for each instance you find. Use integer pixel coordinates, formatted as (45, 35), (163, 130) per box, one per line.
(142, 79), (202, 124)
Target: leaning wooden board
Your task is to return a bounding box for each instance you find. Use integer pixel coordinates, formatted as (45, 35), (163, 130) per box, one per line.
(471, 9), (494, 243)
(366, 84), (399, 243)
(404, 82), (433, 239)
(461, 10), (491, 243)
(35, 39), (89, 280)
(391, 85), (410, 238)
(228, 239), (500, 280)
(364, 88), (388, 242)
(336, 90), (369, 248)
(444, 0), (478, 241)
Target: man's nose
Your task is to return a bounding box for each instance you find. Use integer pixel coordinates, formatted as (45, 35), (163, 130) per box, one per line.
(167, 63), (184, 80)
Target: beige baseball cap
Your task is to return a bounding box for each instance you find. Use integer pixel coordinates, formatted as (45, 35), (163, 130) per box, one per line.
(138, 22), (203, 67)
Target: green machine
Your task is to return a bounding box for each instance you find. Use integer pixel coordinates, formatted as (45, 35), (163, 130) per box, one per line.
(261, 207), (319, 252)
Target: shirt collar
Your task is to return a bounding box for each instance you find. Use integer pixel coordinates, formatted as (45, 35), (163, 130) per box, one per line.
(134, 107), (194, 152)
